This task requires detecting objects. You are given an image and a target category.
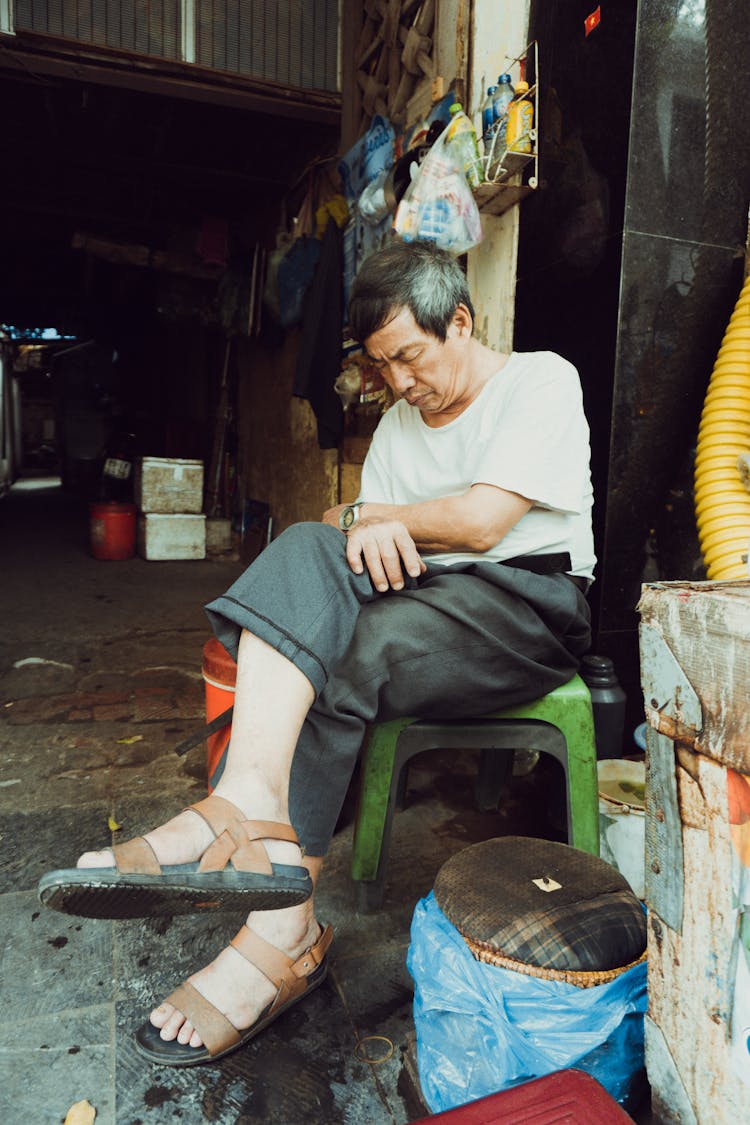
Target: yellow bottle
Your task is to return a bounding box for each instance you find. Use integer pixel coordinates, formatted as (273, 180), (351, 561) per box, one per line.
(506, 80), (534, 153)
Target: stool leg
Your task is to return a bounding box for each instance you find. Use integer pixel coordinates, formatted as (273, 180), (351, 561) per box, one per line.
(557, 701), (599, 855)
(351, 718), (412, 907)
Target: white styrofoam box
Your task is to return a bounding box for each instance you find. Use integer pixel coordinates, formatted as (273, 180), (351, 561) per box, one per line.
(134, 457), (204, 514)
(138, 513), (206, 560)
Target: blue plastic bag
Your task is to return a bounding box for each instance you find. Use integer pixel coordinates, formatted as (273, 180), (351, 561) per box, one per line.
(407, 891), (648, 1114)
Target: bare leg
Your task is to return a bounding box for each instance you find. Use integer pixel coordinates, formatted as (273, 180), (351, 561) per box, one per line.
(77, 630), (325, 1049)
(77, 629), (315, 870)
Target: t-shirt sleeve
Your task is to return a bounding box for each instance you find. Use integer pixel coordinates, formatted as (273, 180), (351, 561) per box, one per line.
(473, 355), (590, 513)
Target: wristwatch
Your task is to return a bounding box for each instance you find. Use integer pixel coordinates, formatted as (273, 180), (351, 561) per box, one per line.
(339, 502), (364, 531)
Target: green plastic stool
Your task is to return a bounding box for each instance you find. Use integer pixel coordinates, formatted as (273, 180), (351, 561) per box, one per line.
(351, 673), (599, 912)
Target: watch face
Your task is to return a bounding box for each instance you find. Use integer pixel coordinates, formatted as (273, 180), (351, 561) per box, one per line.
(341, 507), (355, 530)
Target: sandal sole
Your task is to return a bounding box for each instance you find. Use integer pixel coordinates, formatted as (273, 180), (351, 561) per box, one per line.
(38, 870), (313, 919)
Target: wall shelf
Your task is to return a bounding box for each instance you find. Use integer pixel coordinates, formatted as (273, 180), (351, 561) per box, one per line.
(475, 41), (539, 217)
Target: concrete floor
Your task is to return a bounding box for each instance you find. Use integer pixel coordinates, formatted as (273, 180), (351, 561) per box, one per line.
(0, 476), (649, 1125)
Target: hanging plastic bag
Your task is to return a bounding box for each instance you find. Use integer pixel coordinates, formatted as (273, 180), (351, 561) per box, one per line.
(393, 123), (482, 255)
(407, 891), (648, 1114)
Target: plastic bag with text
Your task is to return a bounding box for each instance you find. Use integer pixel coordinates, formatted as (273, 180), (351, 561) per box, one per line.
(393, 125), (482, 255)
(407, 891), (648, 1114)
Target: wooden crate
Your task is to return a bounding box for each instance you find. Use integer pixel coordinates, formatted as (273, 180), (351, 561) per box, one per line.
(339, 434), (371, 503)
(638, 581), (750, 1123)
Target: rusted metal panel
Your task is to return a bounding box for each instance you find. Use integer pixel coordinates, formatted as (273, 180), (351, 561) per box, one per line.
(639, 582), (750, 774)
(640, 581), (750, 1121)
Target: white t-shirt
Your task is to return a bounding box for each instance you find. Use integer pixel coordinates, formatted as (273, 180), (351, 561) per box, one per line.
(358, 350), (596, 578)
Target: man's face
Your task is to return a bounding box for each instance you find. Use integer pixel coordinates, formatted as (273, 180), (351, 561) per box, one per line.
(364, 307), (469, 416)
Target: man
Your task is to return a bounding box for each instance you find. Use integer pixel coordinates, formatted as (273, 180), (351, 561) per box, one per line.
(38, 240), (594, 1067)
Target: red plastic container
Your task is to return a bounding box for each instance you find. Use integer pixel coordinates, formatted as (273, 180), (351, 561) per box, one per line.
(410, 1069), (635, 1124)
(89, 501), (136, 560)
(201, 637), (236, 791)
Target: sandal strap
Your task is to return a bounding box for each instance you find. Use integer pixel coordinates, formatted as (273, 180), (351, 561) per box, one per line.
(198, 818), (300, 875)
(230, 923), (333, 1015)
(158, 924), (333, 1058)
(187, 794), (247, 838)
(165, 981), (241, 1058)
(112, 836), (161, 875)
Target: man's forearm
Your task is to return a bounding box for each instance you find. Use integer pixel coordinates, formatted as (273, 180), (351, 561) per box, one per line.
(360, 487), (530, 554)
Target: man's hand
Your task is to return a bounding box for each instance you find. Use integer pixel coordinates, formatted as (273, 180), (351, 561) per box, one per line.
(321, 504), (348, 529)
(321, 505), (426, 591)
(346, 517), (426, 592)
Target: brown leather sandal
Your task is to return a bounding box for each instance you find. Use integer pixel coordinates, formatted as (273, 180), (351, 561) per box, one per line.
(37, 795), (313, 919)
(134, 922), (334, 1066)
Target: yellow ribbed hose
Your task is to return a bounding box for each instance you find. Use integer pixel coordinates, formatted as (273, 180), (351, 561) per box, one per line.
(695, 273), (750, 578)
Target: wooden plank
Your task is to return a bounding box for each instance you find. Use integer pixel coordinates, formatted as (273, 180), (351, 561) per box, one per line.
(638, 582), (750, 774)
(339, 461), (363, 502)
(433, 0), (469, 95)
(341, 435), (372, 463)
(474, 181), (533, 216)
(640, 581), (750, 1120)
(644, 751), (748, 1120)
(644, 729), (684, 934)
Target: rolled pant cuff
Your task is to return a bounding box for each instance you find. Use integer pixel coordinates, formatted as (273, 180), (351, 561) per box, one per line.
(204, 595), (328, 696)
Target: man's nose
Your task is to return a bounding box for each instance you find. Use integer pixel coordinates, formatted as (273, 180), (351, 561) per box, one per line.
(388, 363), (415, 394)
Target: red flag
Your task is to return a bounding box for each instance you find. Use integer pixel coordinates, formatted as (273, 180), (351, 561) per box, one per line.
(584, 5), (601, 36)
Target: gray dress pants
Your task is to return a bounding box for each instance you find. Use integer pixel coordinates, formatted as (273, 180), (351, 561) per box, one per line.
(205, 522), (591, 857)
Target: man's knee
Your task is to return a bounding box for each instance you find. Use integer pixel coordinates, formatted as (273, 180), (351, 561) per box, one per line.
(272, 521), (343, 556)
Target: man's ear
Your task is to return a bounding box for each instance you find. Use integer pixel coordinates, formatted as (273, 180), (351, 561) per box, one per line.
(450, 303), (474, 339)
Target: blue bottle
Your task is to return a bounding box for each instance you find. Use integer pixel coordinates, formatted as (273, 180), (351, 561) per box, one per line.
(492, 73), (515, 152)
(481, 85), (498, 150)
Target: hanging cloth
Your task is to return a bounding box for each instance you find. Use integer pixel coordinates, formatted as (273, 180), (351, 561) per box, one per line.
(293, 217), (344, 449)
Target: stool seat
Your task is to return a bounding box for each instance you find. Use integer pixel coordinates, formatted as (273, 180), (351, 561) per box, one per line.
(351, 674), (599, 912)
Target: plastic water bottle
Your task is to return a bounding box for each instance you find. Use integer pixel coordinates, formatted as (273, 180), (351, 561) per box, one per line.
(445, 102), (483, 189)
(507, 80), (534, 153)
(491, 74), (515, 152)
(579, 654), (627, 760)
(481, 85), (498, 151)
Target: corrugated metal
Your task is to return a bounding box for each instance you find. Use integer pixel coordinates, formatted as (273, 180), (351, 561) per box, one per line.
(14, 0), (181, 59)
(13, 0), (339, 91)
(195, 0), (339, 91)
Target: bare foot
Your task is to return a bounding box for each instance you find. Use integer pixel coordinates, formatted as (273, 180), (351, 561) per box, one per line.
(76, 792), (302, 870)
(149, 903), (321, 1048)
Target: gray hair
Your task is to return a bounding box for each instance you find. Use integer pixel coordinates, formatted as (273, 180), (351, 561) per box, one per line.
(348, 240), (475, 343)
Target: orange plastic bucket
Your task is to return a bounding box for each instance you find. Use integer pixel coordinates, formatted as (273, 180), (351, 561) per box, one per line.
(201, 637), (237, 791)
(89, 501), (136, 560)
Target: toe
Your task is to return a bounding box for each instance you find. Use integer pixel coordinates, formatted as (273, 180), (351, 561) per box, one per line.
(76, 849), (115, 868)
(155, 1006), (204, 1049)
(155, 1007), (185, 1041)
(177, 1020), (196, 1046)
(149, 1003), (174, 1029)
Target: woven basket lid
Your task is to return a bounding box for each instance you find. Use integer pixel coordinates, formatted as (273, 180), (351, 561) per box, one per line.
(434, 836), (646, 975)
